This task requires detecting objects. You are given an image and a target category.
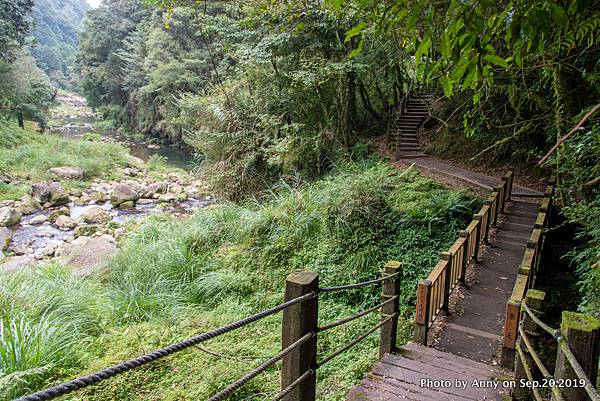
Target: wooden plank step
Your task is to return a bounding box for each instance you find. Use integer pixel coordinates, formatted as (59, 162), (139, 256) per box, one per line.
(371, 360), (502, 401)
(362, 374), (474, 401)
(401, 343), (504, 377)
(380, 354), (497, 386)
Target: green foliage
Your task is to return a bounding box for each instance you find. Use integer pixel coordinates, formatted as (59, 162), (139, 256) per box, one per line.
(1, 162), (479, 399)
(0, 0), (34, 60)
(0, 119), (129, 200)
(554, 123), (600, 316)
(29, 0), (89, 90)
(0, 263), (110, 399)
(0, 51), (55, 127)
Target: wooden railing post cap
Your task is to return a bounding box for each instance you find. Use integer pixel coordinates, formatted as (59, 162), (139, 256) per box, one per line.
(494, 184), (502, 191)
(459, 230), (469, 237)
(473, 213), (481, 220)
(561, 311), (600, 334)
(439, 251), (452, 260)
(418, 279), (432, 287)
(286, 271), (319, 286)
(384, 261), (401, 270)
(483, 199), (493, 205)
(525, 289), (546, 310)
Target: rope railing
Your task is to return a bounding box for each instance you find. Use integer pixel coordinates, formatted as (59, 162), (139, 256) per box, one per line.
(15, 291), (316, 401)
(207, 332), (315, 401)
(317, 315), (396, 367)
(272, 369), (314, 401)
(317, 295), (398, 332)
(319, 271), (401, 293)
(519, 304), (600, 401)
(17, 263), (403, 401)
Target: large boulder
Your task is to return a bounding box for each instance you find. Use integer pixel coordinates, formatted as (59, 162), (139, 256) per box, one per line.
(61, 237), (118, 275)
(1, 255), (35, 272)
(31, 182), (51, 203)
(0, 227), (12, 251)
(126, 155), (146, 169)
(0, 207), (21, 227)
(55, 215), (77, 229)
(89, 191), (107, 203)
(110, 183), (140, 206)
(48, 207), (70, 223)
(18, 195), (41, 215)
(80, 206), (111, 224)
(143, 182), (167, 198)
(48, 167), (84, 180)
(29, 215), (48, 225)
(74, 225), (99, 237)
(48, 182), (70, 207)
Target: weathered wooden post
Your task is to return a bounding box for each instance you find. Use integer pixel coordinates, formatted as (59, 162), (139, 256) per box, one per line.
(380, 261), (401, 358)
(281, 271), (319, 401)
(500, 176), (508, 212)
(459, 230), (469, 284)
(491, 190), (500, 226)
(414, 279), (432, 345)
(513, 290), (546, 400)
(553, 312), (600, 401)
(495, 181), (506, 213)
(473, 214), (482, 261)
(441, 251), (452, 313)
(502, 298), (521, 369)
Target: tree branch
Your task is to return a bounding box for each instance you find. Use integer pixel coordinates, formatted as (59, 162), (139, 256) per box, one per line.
(538, 103), (600, 165)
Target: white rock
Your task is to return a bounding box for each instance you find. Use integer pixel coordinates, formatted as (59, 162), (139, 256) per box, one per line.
(30, 215), (48, 225)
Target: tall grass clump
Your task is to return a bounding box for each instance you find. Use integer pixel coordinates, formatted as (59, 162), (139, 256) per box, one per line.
(0, 264), (110, 399)
(3, 161), (480, 400)
(0, 118), (129, 200)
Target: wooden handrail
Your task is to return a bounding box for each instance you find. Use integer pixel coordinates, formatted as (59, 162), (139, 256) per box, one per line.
(501, 175), (556, 368)
(414, 171), (514, 344)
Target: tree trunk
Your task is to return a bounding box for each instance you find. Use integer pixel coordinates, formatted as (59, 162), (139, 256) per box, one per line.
(17, 113), (24, 129)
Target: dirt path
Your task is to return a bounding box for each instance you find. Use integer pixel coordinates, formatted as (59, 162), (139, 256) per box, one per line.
(394, 156), (543, 196)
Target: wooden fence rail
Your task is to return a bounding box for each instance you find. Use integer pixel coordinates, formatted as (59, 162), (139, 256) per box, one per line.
(513, 290), (600, 401)
(414, 171), (514, 344)
(501, 175), (556, 367)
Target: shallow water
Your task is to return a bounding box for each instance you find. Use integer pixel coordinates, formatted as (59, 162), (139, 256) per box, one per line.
(54, 114), (194, 170)
(9, 197), (213, 255)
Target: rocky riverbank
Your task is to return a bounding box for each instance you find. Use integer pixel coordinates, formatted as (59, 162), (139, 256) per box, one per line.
(0, 155), (213, 274)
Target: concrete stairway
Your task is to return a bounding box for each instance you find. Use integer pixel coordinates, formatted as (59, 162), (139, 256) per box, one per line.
(390, 93), (434, 159)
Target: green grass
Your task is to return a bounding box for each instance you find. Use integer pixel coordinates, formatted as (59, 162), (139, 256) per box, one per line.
(0, 119), (130, 201)
(0, 161), (480, 400)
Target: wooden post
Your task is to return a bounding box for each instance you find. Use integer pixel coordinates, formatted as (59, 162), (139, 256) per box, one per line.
(502, 298), (521, 369)
(380, 261), (401, 358)
(414, 279), (431, 345)
(483, 201), (492, 243)
(500, 177), (508, 212)
(459, 230), (469, 284)
(281, 271), (319, 401)
(441, 252), (452, 313)
(473, 214), (482, 262)
(514, 290), (546, 400)
(553, 312), (600, 401)
(492, 190), (500, 226)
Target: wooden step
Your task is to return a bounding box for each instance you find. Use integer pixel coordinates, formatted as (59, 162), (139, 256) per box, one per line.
(347, 343), (508, 401)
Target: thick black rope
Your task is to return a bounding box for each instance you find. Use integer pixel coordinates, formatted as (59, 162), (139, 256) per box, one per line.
(207, 332), (314, 401)
(15, 292), (316, 401)
(272, 369), (314, 401)
(318, 296), (398, 332)
(319, 272), (401, 293)
(317, 315), (395, 367)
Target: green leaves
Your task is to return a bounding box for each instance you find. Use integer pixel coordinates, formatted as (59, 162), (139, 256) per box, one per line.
(482, 54), (509, 68)
(441, 75), (453, 97)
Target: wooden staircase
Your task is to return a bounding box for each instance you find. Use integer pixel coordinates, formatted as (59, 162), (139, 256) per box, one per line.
(389, 92), (434, 159)
(347, 342), (508, 401)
